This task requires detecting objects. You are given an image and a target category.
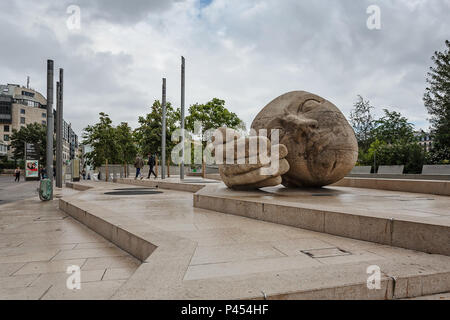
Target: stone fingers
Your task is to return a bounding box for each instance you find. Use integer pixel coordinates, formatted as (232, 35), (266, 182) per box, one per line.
(222, 158), (290, 187)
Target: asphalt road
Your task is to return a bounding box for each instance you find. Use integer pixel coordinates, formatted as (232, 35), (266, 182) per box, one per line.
(0, 175), (40, 206)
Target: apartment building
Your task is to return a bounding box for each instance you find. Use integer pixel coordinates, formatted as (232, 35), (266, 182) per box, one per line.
(0, 83), (78, 161)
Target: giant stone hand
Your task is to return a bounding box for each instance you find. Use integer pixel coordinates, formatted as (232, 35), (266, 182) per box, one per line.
(212, 128), (290, 190)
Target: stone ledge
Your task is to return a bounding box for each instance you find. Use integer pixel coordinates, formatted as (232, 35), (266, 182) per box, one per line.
(334, 177), (450, 196)
(65, 182), (93, 191)
(57, 182), (450, 299)
(194, 184), (450, 256)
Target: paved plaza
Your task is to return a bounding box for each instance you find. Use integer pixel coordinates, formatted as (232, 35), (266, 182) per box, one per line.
(0, 184), (139, 299)
(60, 179), (450, 299)
(1, 177), (450, 299)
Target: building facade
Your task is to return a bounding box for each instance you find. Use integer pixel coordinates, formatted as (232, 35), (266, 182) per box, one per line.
(415, 130), (433, 152)
(0, 140), (7, 157)
(0, 83), (78, 161)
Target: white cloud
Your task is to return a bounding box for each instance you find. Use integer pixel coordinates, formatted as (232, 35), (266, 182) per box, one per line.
(0, 0), (448, 136)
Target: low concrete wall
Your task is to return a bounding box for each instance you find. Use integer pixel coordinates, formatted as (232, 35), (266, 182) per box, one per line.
(347, 173), (450, 181)
(333, 177), (450, 196)
(59, 198), (156, 261)
(422, 165), (450, 175)
(377, 165), (404, 174)
(350, 166), (372, 174)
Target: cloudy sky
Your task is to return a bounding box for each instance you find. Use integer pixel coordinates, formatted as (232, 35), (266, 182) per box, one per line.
(1, 0), (449, 136)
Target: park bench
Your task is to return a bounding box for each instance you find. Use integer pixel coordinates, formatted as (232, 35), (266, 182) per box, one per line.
(350, 166), (372, 174)
(422, 165), (450, 175)
(377, 165), (404, 174)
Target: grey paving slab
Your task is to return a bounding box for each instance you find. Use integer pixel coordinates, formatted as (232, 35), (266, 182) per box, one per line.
(0, 189), (139, 300)
(59, 181), (450, 300)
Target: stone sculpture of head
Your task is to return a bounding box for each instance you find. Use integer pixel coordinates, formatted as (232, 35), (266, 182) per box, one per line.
(251, 91), (358, 187)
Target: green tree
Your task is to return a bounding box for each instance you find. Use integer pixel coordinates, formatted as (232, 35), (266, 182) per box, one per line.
(134, 100), (180, 159)
(360, 109), (426, 173)
(424, 40), (450, 163)
(364, 139), (425, 174)
(116, 122), (137, 164)
(349, 95), (376, 154)
(10, 123), (48, 165)
(373, 109), (416, 144)
(185, 98), (245, 141)
(184, 98), (245, 166)
(82, 112), (120, 168)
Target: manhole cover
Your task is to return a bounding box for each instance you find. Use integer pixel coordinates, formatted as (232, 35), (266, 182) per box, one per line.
(104, 190), (163, 196)
(301, 247), (351, 258)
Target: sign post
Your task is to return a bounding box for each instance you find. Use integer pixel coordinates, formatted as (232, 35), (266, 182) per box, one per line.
(25, 143), (40, 181)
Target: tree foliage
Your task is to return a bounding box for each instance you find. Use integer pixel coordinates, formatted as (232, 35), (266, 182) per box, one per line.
(349, 95), (376, 153)
(134, 100), (180, 159)
(10, 123), (48, 165)
(85, 98), (245, 167)
(116, 122), (137, 165)
(185, 98), (245, 139)
(424, 40), (450, 163)
(373, 109), (416, 144)
(350, 98), (426, 173)
(82, 113), (137, 168)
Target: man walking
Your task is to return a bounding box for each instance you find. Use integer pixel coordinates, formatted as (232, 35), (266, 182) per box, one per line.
(14, 167), (21, 182)
(134, 155), (144, 180)
(147, 152), (157, 179)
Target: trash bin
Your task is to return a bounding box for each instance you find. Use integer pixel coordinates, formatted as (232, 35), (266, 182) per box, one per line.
(39, 179), (52, 201)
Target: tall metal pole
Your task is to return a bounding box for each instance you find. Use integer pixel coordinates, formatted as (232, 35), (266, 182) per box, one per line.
(161, 78), (167, 180)
(46, 60), (54, 199)
(56, 68), (64, 188)
(180, 56), (186, 180)
(180, 56), (185, 180)
(55, 81), (60, 184)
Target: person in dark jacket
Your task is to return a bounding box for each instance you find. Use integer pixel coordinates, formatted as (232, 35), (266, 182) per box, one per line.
(14, 167), (21, 182)
(147, 152), (157, 179)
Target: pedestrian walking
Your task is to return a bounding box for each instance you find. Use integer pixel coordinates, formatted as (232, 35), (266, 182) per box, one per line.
(82, 169), (86, 180)
(40, 166), (46, 180)
(147, 152), (157, 179)
(134, 155), (144, 180)
(14, 167), (21, 182)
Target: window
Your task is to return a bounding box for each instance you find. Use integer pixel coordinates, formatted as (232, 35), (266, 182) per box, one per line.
(22, 91), (34, 97)
(20, 109), (25, 114)
(20, 117), (26, 124)
(3, 134), (9, 141)
(42, 113), (46, 118)
(4, 125), (9, 132)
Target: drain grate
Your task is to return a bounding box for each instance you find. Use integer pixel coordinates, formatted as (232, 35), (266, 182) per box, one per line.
(104, 190), (163, 196)
(301, 247), (351, 258)
(34, 216), (67, 221)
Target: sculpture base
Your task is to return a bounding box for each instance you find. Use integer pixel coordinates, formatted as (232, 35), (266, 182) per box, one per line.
(194, 183), (450, 256)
